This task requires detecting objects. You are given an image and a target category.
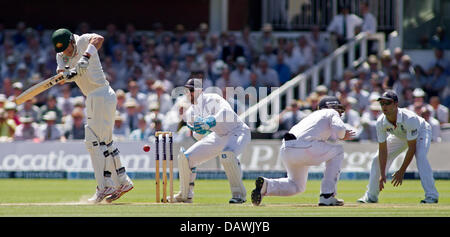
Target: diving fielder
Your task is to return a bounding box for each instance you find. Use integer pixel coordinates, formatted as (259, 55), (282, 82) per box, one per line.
(52, 28), (133, 203)
(174, 78), (251, 203)
(251, 96), (355, 206)
(357, 91), (439, 203)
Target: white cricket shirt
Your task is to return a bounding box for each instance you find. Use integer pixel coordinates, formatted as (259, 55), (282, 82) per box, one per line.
(56, 34), (109, 96)
(184, 93), (248, 136)
(376, 108), (429, 143)
(289, 109), (347, 142)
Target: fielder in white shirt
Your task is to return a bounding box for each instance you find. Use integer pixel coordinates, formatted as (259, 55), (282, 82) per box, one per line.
(53, 28), (133, 203)
(358, 91), (439, 204)
(251, 96), (355, 206)
(173, 78), (251, 204)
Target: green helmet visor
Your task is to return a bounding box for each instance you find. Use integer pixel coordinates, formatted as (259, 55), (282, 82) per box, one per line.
(52, 28), (73, 53)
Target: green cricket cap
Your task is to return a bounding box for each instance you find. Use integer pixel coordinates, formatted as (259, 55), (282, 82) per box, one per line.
(52, 28), (72, 53)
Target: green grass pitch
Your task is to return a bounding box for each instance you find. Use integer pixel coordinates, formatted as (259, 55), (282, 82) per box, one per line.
(0, 179), (449, 217)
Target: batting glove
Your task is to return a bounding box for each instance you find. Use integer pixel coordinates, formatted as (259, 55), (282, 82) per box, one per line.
(76, 54), (90, 76)
(63, 67), (78, 81)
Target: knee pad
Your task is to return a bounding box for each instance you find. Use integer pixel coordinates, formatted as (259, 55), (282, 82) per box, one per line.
(84, 126), (109, 162)
(106, 141), (124, 174)
(84, 125), (114, 188)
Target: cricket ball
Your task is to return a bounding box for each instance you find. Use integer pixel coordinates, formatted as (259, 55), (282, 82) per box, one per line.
(143, 145), (150, 152)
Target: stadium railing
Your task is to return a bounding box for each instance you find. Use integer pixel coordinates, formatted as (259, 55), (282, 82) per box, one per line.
(239, 32), (385, 130)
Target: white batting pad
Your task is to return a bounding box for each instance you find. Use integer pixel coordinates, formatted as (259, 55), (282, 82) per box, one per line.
(107, 143), (125, 186)
(178, 147), (192, 200)
(220, 151), (246, 199)
(85, 125), (109, 190)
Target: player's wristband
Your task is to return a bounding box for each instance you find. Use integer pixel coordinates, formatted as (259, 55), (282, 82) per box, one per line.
(85, 44), (97, 57)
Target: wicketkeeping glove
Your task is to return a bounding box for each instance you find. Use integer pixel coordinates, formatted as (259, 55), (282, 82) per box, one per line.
(193, 116), (216, 134)
(186, 123), (206, 135)
(76, 55), (89, 76)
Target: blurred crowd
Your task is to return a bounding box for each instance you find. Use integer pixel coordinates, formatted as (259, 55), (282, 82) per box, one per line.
(0, 19), (334, 143)
(267, 3), (449, 142)
(271, 47), (450, 142)
(0, 4), (449, 143)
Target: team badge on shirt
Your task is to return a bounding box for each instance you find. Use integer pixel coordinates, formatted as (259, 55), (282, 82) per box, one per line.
(63, 55), (70, 63)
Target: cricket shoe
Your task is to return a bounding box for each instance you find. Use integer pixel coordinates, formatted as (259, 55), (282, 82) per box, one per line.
(229, 197), (246, 204)
(420, 197), (438, 204)
(357, 194), (378, 203)
(169, 191), (193, 203)
(105, 182), (134, 203)
(251, 177), (267, 206)
(88, 186), (116, 203)
(318, 195), (344, 206)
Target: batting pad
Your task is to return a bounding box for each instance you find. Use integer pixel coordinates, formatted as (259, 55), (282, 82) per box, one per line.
(108, 143), (124, 169)
(178, 148), (192, 200)
(220, 151), (246, 199)
(85, 126), (114, 190)
(106, 143), (124, 187)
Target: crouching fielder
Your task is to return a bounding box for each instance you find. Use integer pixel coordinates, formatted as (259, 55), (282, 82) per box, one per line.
(251, 96), (355, 206)
(174, 78), (251, 204)
(357, 91), (439, 204)
(52, 28), (133, 203)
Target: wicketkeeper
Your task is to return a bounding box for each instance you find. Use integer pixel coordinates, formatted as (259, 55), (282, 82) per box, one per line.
(52, 28), (133, 203)
(173, 78), (251, 204)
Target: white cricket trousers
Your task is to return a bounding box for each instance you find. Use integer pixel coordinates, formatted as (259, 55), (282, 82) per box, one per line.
(364, 125), (439, 201)
(265, 140), (344, 196)
(185, 126), (251, 167)
(85, 86), (116, 143)
(84, 85), (117, 189)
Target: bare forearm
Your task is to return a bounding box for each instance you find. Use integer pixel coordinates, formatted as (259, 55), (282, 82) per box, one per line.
(379, 151), (387, 176)
(400, 147), (415, 172)
(399, 139), (417, 172)
(378, 142), (388, 176)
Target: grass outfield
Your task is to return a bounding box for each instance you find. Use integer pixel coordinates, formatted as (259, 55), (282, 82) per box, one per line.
(0, 179), (449, 217)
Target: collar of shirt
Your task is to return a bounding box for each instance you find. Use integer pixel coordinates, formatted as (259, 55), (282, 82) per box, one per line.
(383, 109), (404, 127)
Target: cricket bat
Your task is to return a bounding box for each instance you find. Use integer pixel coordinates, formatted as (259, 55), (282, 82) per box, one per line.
(14, 73), (65, 105)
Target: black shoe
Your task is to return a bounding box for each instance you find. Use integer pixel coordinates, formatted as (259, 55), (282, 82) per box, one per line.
(229, 197), (246, 204)
(251, 177), (265, 206)
(420, 198), (438, 204)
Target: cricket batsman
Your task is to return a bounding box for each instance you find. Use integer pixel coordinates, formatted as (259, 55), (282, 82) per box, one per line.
(174, 78), (251, 204)
(52, 28), (133, 203)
